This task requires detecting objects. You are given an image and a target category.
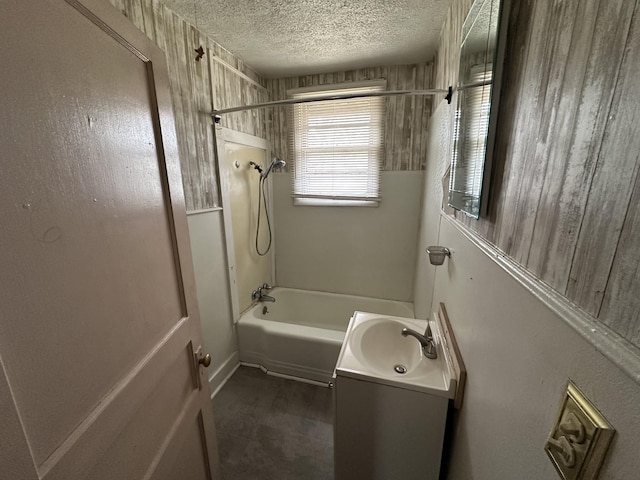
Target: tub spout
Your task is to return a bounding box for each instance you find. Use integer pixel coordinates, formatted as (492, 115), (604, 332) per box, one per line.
(251, 286), (276, 303)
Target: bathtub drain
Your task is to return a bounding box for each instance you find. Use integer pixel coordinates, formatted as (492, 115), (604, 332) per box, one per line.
(394, 364), (407, 374)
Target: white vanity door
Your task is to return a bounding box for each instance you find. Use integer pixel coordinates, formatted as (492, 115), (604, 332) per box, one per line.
(334, 375), (448, 480)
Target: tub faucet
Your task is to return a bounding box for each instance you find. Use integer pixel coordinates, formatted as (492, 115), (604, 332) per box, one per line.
(401, 324), (437, 359)
(251, 284), (276, 303)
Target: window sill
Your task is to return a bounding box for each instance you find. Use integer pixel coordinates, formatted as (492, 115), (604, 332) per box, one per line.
(293, 198), (380, 207)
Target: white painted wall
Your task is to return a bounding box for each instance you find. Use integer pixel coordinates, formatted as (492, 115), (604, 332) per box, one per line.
(433, 217), (640, 479)
(187, 211), (238, 394)
(414, 103), (640, 479)
(273, 171), (423, 302)
(413, 101), (452, 319)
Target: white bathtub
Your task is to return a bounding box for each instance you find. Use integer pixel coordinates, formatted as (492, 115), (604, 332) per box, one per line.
(236, 287), (414, 384)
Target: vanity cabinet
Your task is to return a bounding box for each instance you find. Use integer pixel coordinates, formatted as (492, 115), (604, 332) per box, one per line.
(334, 374), (449, 480)
(333, 311), (459, 480)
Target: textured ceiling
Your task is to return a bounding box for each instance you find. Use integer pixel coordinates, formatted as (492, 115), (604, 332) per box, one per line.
(160, 0), (454, 78)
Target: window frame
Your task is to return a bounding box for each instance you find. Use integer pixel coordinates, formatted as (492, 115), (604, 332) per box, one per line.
(287, 80), (386, 207)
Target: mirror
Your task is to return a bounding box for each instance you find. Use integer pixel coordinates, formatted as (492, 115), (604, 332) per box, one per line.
(449, 0), (508, 218)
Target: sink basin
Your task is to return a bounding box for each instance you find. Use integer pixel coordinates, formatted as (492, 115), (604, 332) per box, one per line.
(334, 311), (456, 398)
(350, 318), (423, 376)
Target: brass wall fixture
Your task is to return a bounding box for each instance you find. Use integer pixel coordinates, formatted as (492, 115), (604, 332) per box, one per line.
(545, 381), (615, 479)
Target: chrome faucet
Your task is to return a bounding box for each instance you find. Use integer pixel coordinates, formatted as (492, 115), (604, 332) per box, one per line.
(401, 323), (437, 359)
(251, 283), (276, 303)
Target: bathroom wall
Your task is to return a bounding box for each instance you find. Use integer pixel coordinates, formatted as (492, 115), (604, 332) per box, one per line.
(110, 0), (269, 392)
(433, 214), (640, 479)
(187, 212), (237, 392)
(109, 0), (268, 211)
(273, 171), (422, 302)
(418, 98), (640, 480)
(267, 63), (434, 171)
(267, 64), (433, 301)
(432, 0), (474, 105)
(435, 0), (640, 349)
(413, 0), (640, 476)
(413, 101), (452, 319)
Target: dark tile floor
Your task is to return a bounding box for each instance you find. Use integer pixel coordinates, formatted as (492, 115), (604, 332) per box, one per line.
(212, 366), (334, 480)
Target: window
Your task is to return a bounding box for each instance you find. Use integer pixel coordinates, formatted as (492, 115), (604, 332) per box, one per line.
(288, 82), (386, 206)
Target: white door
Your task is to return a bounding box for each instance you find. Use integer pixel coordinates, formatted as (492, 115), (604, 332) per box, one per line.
(0, 1), (219, 479)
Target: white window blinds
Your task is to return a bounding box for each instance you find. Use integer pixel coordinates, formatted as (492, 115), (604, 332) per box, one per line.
(288, 83), (385, 206)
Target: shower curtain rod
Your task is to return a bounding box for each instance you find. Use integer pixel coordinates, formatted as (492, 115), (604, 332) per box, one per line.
(212, 86), (453, 121)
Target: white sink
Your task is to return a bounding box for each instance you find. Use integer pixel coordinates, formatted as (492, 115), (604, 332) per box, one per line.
(335, 311), (456, 398)
(350, 318), (423, 375)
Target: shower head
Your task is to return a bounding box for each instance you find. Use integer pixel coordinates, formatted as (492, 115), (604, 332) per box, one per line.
(261, 157), (286, 179)
(251, 157), (286, 180)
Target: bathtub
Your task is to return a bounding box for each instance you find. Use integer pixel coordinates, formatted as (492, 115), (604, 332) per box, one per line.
(236, 287), (414, 384)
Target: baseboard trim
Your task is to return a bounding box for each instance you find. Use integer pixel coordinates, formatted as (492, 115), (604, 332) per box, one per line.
(240, 362), (332, 387)
(209, 351), (240, 399)
(238, 351), (335, 385)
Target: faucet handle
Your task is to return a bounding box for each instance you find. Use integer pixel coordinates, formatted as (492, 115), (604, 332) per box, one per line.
(251, 289), (261, 301)
(424, 323), (433, 340)
(261, 283), (272, 291)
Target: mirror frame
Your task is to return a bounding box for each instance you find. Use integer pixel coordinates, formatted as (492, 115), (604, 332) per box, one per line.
(449, 0), (511, 218)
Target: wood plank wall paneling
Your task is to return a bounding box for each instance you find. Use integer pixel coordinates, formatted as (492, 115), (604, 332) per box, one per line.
(565, 1), (640, 315)
(108, 0), (268, 211)
(580, 4), (640, 344)
(266, 64), (434, 171)
(435, 0), (640, 349)
(209, 53), (269, 139)
(433, 0), (475, 100)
